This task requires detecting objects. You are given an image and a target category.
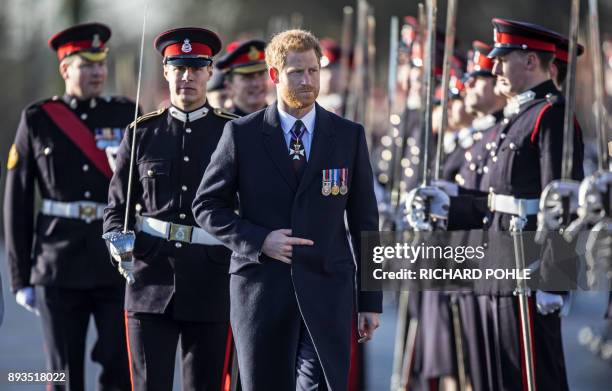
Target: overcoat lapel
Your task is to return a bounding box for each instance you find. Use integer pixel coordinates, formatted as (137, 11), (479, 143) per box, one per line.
(261, 104), (298, 192)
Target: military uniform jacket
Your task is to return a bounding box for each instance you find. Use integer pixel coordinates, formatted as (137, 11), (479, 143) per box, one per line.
(449, 80), (584, 294)
(3, 95), (135, 293)
(192, 103), (383, 390)
(103, 102), (234, 322)
(455, 110), (504, 190)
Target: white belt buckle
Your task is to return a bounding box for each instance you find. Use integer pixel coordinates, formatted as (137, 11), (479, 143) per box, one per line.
(168, 223), (193, 243)
(78, 202), (99, 223)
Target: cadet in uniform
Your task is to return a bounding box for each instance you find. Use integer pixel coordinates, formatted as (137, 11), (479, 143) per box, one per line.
(103, 27), (236, 391)
(458, 41), (507, 192)
(3, 22), (134, 390)
(412, 19), (584, 390)
(217, 39), (268, 116)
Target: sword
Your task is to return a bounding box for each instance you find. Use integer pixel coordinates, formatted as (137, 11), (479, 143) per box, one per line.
(102, 0), (150, 285)
(339, 6), (354, 117)
(434, 2), (469, 387)
(434, 0), (458, 181)
(405, 0), (450, 232)
(385, 17), (407, 230)
(450, 294), (468, 391)
(536, 0), (581, 244)
(390, 291), (410, 391)
(564, 0), (612, 243)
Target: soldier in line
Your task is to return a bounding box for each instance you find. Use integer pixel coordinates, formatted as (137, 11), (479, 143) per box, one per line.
(103, 27), (238, 391)
(410, 19), (585, 390)
(3, 23), (134, 390)
(217, 39), (269, 117)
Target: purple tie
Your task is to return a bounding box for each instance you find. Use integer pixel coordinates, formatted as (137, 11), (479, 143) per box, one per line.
(289, 120), (306, 179)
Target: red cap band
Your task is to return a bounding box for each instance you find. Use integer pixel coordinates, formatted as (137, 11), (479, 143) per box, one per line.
(556, 48), (568, 63)
(229, 50), (265, 67)
(57, 39), (105, 60)
(473, 50), (494, 72)
(163, 41), (212, 57)
(495, 32), (556, 52)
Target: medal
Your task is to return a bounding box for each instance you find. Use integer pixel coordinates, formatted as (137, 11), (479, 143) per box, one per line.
(322, 169), (332, 196)
(331, 169), (340, 195)
(340, 168), (348, 195)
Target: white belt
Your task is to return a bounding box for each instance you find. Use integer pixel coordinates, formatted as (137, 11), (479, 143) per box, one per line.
(136, 216), (223, 246)
(488, 193), (539, 217)
(42, 199), (105, 223)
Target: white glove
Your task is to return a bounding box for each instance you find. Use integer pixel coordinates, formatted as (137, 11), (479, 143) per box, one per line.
(535, 290), (564, 315)
(404, 186), (450, 231)
(109, 242), (122, 263)
(16, 287), (39, 315)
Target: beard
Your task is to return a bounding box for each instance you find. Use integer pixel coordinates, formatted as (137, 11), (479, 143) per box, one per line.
(281, 86), (318, 109)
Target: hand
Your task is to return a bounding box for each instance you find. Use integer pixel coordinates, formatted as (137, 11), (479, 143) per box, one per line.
(404, 186), (450, 231)
(535, 290), (564, 315)
(109, 242), (122, 263)
(16, 287), (39, 315)
(357, 312), (380, 343)
(118, 261), (136, 285)
(261, 229), (314, 264)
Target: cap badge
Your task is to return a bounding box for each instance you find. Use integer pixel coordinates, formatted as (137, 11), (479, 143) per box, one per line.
(92, 34), (101, 48)
(182, 39), (192, 53)
(248, 46), (259, 60)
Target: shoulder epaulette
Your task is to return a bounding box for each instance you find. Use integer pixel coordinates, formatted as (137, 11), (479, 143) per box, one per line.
(213, 108), (240, 120)
(128, 107), (167, 129)
(545, 92), (564, 106)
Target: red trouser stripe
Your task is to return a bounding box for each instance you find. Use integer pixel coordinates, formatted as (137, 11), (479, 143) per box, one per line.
(221, 325), (233, 391)
(124, 311), (135, 391)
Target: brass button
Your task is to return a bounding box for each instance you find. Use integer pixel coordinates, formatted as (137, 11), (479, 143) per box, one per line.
(181, 185), (188, 191)
(500, 133), (507, 139)
(82, 164), (89, 172)
(44, 147), (52, 155)
(483, 166), (489, 173)
(179, 213), (186, 219)
(185, 128), (192, 134)
(175, 242), (183, 248)
(492, 156), (498, 163)
(183, 156), (190, 162)
(147, 169), (154, 177)
(509, 142), (517, 150)
(80, 113), (88, 120)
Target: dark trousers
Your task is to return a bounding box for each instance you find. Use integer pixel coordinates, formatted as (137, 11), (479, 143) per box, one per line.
(296, 322), (326, 391)
(125, 311), (229, 391)
(36, 285), (130, 391)
(477, 295), (569, 391)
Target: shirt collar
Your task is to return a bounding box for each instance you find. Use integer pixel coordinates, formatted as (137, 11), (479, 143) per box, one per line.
(277, 104), (316, 135)
(169, 104), (209, 123)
